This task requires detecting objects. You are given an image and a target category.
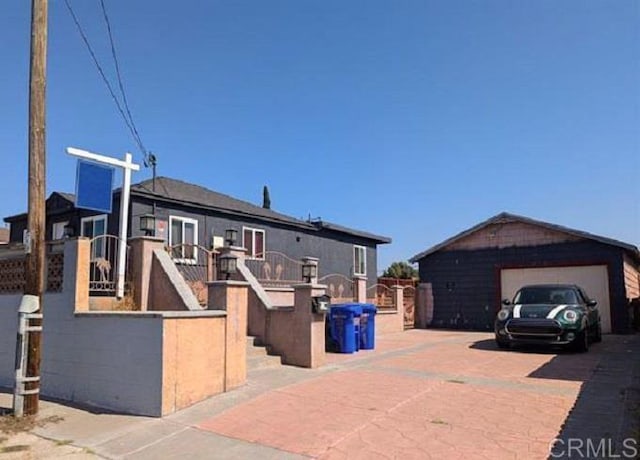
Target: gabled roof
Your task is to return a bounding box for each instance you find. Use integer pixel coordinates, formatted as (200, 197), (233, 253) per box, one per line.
(130, 177), (315, 229)
(310, 220), (392, 244)
(409, 212), (639, 263)
(4, 192), (76, 222)
(3, 177), (391, 244)
(130, 177), (390, 244)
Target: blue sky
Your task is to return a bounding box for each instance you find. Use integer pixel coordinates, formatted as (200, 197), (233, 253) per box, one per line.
(1, 1), (638, 273)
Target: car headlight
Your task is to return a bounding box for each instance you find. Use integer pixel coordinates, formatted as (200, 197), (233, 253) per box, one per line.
(563, 309), (579, 323)
(497, 309), (510, 321)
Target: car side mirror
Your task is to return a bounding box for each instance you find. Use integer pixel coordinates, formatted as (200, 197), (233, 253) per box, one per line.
(587, 300), (597, 308)
(502, 299), (511, 306)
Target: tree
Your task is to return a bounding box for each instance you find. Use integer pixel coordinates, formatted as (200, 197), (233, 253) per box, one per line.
(382, 261), (418, 279)
(262, 185), (271, 209)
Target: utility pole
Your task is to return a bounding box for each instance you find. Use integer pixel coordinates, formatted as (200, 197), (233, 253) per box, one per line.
(23, 0), (48, 416)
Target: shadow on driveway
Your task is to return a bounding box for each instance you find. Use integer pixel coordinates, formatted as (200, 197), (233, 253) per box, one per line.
(471, 336), (640, 458)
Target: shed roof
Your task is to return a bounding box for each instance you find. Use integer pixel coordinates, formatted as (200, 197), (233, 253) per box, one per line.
(409, 212), (639, 263)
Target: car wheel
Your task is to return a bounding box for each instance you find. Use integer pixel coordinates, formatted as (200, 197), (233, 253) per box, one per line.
(495, 338), (510, 349)
(593, 323), (602, 343)
(573, 330), (589, 353)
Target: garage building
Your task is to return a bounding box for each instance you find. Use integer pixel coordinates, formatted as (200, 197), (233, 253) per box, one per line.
(410, 212), (640, 333)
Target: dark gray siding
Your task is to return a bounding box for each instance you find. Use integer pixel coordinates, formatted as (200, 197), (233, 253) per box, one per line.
(130, 197), (379, 282)
(417, 240), (629, 333)
(7, 193), (382, 283)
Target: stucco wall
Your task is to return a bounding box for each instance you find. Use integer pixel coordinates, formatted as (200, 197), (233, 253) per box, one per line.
(0, 293), (164, 416)
(162, 317), (225, 415)
(0, 293), (231, 416)
(623, 254), (640, 300)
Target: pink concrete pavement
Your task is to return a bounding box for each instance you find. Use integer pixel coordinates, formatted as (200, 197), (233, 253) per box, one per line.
(198, 330), (599, 459)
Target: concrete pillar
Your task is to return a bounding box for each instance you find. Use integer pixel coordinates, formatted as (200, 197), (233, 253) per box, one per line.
(64, 238), (90, 312)
(287, 283), (327, 368)
(208, 280), (249, 390)
(353, 275), (367, 303)
(129, 237), (165, 311)
(392, 286), (405, 332)
(416, 283), (433, 328)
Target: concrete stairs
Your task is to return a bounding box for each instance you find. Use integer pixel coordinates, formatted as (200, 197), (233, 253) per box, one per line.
(246, 336), (283, 372)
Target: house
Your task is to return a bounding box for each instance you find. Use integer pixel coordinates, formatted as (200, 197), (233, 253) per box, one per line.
(0, 227), (8, 245)
(4, 177), (391, 284)
(409, 212), (640, 334)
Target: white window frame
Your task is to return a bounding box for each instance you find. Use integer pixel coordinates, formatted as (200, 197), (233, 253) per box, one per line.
(80, 214), (108, 260)
(52, 221), (69, 240)
(242, 226), (266, 260)
(354, 245), (367, 276)
(168, 216), (199, 263)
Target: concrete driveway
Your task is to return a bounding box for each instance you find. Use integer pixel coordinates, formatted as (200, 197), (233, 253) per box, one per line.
(2, 330), (639, 459)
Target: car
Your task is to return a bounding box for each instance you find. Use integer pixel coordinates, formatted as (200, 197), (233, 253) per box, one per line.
(494, 284), (602, 352)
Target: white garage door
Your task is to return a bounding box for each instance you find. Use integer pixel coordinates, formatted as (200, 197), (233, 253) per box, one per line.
(501, 265), (611, 333)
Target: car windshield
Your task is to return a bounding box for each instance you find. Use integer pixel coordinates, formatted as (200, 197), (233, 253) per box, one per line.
(513, 287), (579, 305)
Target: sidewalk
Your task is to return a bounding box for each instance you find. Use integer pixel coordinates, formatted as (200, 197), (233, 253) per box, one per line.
(1, 330), (639, 459)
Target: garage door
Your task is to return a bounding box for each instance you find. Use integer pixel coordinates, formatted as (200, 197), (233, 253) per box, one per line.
(501, 265), (611, 333)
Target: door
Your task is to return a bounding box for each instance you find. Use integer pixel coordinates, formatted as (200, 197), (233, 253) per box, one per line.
(500, 265), (611, 333)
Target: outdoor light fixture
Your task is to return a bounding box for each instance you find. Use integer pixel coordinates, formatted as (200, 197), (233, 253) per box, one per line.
(302, 262), (317, 283)
(224, 228), (238, 247)
(139, 214), (156, 236)
(219, 253), (238, 280)
(63, 223), (75, 239)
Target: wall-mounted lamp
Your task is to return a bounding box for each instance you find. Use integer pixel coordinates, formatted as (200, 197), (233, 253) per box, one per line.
(224, 228), (238, 247)
(302, 262), (318, 284)
(219, 253), (238, 280)
(139, 214), (156, 236)
(63, 223), (75, 239)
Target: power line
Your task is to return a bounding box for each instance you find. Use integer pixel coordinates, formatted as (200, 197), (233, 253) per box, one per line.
(63, 0), (149, 160)
(98, 0), (148, 162)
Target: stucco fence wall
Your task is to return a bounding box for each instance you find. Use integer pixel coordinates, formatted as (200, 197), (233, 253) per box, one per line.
(0, 239), (247, 417)
(0, 292), (232, 416)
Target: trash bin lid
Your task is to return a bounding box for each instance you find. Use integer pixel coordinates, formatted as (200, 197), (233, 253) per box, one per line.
(361, 303), (377, 314)
(330, 303), (363, 315)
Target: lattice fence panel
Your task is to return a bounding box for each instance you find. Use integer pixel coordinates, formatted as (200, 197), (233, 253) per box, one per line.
(46, 252), (64, 292)
(0, 258), (26, 294)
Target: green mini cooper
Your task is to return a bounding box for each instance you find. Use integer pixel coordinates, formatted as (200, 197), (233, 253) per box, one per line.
(495, 284), (602, 352)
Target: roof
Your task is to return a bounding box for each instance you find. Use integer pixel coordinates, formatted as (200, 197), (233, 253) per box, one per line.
(310, 220), (392, 244)
(4, 192), (76, 223)
(409, 212), (640, 263)
(130, 177), (390, 244)
(2, 177), (390, 244)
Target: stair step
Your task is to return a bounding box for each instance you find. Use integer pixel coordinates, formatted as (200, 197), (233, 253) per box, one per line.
(247, 354), (282, 371)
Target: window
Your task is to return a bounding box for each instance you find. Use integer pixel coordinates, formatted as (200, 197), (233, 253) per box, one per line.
(52, 221), (69, 240)
(354, 245), (366, 276)
(169, 216), (198, 262)
(243, 227), (265, 259)
(80, 215), (107, 259)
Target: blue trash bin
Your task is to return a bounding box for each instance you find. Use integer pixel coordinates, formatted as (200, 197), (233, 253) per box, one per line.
(328, 304), (362, 353)
(360, 303), (377, 350)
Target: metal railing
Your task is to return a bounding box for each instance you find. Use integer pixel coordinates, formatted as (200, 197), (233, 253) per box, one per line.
(367, 284), (395, 310)
(89, 235), (129, 295)
(403, 286), (416, 328)
(244, 251), (303, 287)
(167, 244), (217, 306)
(318, 273), (354, 303)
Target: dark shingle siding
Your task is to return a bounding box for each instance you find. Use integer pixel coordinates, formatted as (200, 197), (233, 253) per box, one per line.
(419, 240), (629, 333)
